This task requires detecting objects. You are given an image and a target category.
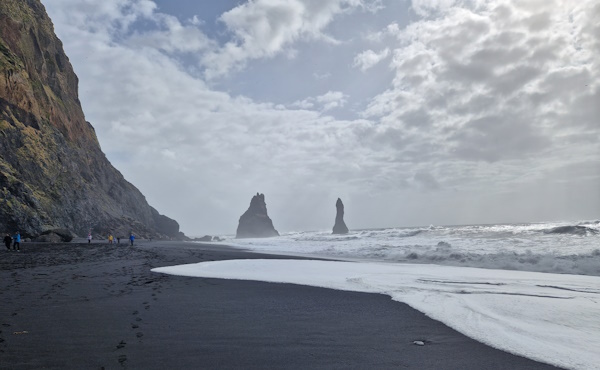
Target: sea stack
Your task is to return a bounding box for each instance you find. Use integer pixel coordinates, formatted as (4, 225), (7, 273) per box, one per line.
(332, 198), (349, 234)
(236, 193), (279, 238)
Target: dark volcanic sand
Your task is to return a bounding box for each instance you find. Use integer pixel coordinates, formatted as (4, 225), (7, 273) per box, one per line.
(0, 241), (562, 369)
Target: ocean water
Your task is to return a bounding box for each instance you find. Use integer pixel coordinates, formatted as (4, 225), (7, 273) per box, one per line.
(219, 220), (600, 276)
(154, 220), (600, 369)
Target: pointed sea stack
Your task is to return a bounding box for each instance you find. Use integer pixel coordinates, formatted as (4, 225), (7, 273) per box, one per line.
(236, 193), (279, 238)
(332, 198), (349, 234)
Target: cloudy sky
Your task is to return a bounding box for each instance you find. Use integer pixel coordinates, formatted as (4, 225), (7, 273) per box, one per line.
(42, 0), (599, 236)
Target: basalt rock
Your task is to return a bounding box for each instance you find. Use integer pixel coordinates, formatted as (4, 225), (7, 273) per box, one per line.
(192, 235), (223, 242)
(39, 228), (74, 242)
(0, 0), (185, 240)
(34, 228), (73, 242)
(33, 232), (62, 243)
(332, 198), (349, 234)
(236, 193), (279, 238)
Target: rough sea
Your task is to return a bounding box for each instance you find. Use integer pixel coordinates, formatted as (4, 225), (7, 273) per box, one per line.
(221, 220), (600, 276)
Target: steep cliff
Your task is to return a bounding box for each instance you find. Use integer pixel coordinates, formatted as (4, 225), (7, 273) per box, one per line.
(0, 0), (184, 239)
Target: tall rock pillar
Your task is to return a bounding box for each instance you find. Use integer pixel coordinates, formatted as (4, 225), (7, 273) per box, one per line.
(236, 193), (280, 238)
(332, 198), (349, 234)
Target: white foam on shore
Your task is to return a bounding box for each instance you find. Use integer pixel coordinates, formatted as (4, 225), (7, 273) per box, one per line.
(153, 259), (600, 370)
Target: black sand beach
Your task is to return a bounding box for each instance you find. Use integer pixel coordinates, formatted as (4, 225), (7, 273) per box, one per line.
(0, 241), (561, 369)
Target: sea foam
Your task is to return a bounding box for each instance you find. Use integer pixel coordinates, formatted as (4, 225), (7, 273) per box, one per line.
(153, 259), (600, 370)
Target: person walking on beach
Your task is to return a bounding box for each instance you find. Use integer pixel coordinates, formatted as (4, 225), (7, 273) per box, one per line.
(108, 234), (114, 244)
(12, 231), (20, 251)
(87, 233), (92, 244)
(129, 233), (135, 246)
(4, 234), (11, 250)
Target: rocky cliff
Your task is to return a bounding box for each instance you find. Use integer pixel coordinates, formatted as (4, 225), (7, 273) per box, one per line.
(0, 0), (184, 239)
(236, 193), (279, 238)
(332, 198), (349, 234)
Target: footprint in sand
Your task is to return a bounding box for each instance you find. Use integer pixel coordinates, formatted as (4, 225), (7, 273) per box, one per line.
(131, 323), (139, 329)
(136, 332), (143, 338)
(118, 354), (127, 365)
(116, 340), (126, 350)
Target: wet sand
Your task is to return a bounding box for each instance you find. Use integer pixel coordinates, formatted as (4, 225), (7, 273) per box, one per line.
(0, 240), (561, 369)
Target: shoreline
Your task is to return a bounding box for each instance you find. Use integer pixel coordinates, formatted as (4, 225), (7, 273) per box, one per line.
(0, 240), (561, 369)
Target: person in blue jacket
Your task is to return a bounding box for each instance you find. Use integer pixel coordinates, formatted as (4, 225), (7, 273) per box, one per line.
(129, 233), (135, 246)
(13, 231), (21, 251)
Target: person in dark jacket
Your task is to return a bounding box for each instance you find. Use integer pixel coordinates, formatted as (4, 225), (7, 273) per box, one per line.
(3, 234), (11, 250)
(129, 233), (135, 246)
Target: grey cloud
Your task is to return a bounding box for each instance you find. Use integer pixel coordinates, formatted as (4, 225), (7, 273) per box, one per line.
(469, 44), (528, 68)
(400, 108), (432, 128)
(449, 115), (550, 162)
(523, 12), (551, 32)
(450, 94), (497, 116)
(413, 171), (440, 191)
(569, 88), (600, 129)
(539, 68), (592, 99)
(491, 65), (541, 95)
(442, 58), (493, 84)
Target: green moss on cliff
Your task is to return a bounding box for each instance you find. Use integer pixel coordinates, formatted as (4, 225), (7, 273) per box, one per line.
(0, 1), (36, 25)
(0, 119), (13, 132)
(0, 40), (18, 68)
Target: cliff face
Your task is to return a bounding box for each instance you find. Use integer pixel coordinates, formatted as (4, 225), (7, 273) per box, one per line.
(0, 0), (183, 239)
(236, 193), (279, 239)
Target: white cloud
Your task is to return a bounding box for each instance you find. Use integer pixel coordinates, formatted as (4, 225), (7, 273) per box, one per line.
(41, 0), (600, 234)
(292, 91), (348, 111)
(126, 14), (215, 54)
(201, 0), (377, 78)
(365, 0), (599, 167)
(411, 0), (459, 17)
(54, 0), (157, 36)
(353, 48), (390, 71)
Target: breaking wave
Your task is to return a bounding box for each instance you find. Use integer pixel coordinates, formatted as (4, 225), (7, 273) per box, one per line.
(209, 221), (600, 276)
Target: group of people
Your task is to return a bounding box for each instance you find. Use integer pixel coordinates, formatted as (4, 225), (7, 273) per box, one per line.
(3, 232), (20, 251)
(87, 232), (135, 246)
(4, 230), (137, 249)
